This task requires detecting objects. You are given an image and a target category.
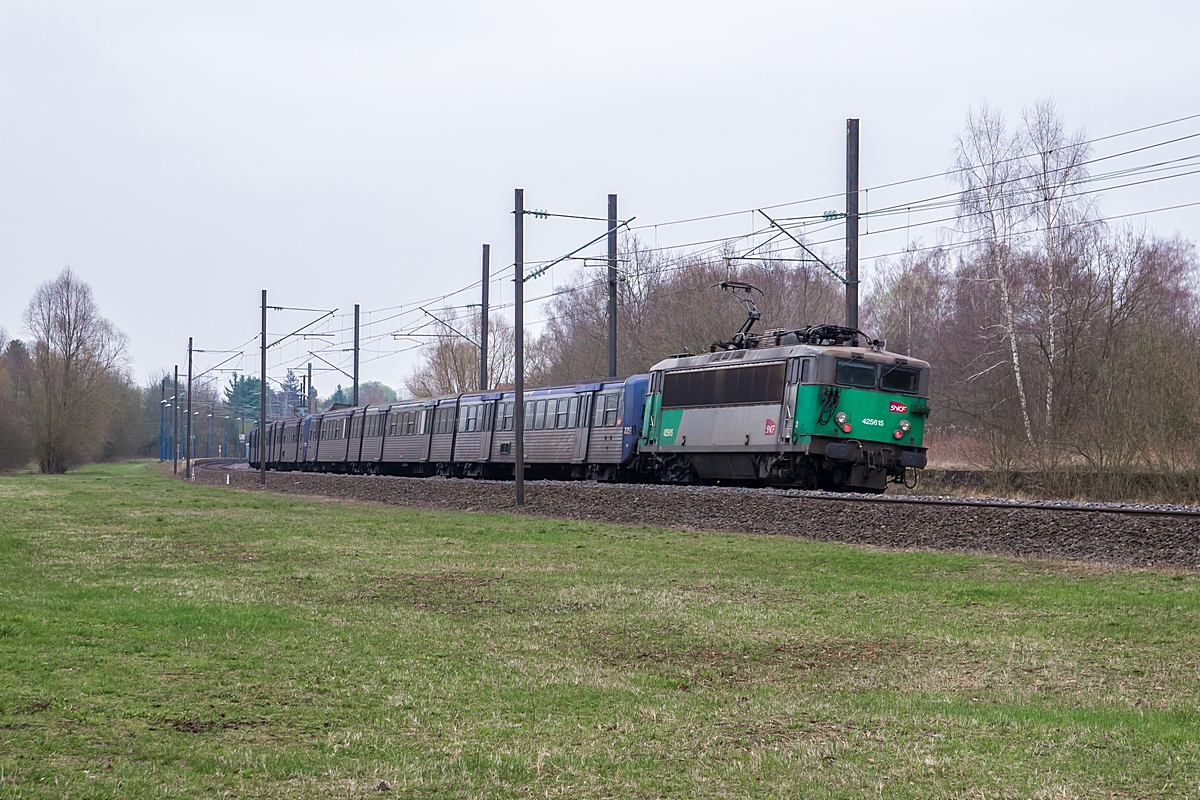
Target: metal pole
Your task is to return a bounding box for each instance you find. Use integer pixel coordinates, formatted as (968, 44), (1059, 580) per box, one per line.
(607, 193), (618, 377)
(307, 362), (312, 413)
(260, 289), (267, 486)
(514, 188), (525, 507)
(206, 414), (211, 458)
(352, 304), (360, 406)
(186, 337), (193, 479)
(845, 118), (860, 331)
(480, 243), (490, 391)
(173, 366), (179, 473)
(159, 378), (166, 461)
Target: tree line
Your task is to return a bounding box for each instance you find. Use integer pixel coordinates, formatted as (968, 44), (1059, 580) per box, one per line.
(0, 268), (405, 473)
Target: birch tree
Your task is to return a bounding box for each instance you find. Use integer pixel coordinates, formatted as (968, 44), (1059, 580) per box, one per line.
(1019, 99), (1092, 440)
(954, 105), (1036, 447)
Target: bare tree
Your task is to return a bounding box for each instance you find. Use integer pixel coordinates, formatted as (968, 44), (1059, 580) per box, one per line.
(23, 267), (128, 473)
(1019, 99), (1093, 440)
(955, 104), (1036, 448)
(405, 311), (514, 398)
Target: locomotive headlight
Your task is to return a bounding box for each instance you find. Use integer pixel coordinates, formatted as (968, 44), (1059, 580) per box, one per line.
(834, 412), (848, 426)
(898, 419), (911, 432)
(893, 429), (904, 439)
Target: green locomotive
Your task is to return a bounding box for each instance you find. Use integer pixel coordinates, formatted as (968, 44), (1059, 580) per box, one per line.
(636, 284), (929, 492)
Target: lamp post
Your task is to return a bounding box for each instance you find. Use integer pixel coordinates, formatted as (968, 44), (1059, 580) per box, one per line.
(206, 413), (212, 458)
(159, 380), (167, 461)
(193, 412), (199, 460)
(223, 415), (230, 458)
(159, 399), (169, 461)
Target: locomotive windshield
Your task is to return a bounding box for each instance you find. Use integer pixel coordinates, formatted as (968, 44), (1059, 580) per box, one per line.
(881, 365), (921, 394)
(835, 359), (877, 389)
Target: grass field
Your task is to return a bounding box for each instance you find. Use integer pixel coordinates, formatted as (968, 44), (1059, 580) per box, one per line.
(1, 463), (1199, 798)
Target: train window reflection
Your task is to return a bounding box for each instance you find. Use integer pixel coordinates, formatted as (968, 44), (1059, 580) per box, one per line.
(881, 365), (921, 394)
(835, 359), (876, 389)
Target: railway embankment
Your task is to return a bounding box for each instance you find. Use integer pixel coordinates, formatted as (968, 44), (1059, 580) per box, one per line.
(186, 461), (1200, 570)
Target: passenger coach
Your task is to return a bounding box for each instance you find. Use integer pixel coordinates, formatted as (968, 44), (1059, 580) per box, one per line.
(249, 375), (647, 481)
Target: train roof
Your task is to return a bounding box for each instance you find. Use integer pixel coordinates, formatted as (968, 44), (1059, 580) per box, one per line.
(650, 342), (930, 373)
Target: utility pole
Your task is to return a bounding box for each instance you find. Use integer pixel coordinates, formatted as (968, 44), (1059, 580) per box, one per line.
(607, 193), (618, 377)
(480, 244), (490, 391)
(845, 118), (860, 331)
(514, 188), (525, 507)
(186, 337), (193, 479)
(352, 304), (360, 406)
(173, 366), (179, 473)
(260, 289), (267, 487)
(307, 362), (313, 413)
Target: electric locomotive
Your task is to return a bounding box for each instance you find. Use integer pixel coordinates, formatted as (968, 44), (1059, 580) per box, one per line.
(637, 282), (929, 492)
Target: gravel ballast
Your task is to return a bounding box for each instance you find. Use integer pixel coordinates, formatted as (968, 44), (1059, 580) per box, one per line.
(188, 464), (1200, 569)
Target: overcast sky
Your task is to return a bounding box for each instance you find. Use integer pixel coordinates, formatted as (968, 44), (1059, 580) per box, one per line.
(2, 1), (1197, 395)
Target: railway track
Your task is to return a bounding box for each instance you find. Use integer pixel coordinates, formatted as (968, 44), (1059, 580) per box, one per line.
(182, 460), (1200, 569)
(188, 458), (1200, 520)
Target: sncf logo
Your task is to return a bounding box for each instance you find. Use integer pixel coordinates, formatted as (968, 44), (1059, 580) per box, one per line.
(889, 401), (908, 414)
(764, 419), (777, 436)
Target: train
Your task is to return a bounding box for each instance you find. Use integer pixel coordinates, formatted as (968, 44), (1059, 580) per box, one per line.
(249, 289), (930, 493)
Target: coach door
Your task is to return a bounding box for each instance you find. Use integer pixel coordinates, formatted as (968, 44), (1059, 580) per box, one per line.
(479, 400), (496, 461)
(572, 392), (592, 462)
(420, 402), (436, 461)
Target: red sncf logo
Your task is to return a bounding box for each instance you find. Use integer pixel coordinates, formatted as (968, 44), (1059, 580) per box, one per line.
(889, 401), (908, 414)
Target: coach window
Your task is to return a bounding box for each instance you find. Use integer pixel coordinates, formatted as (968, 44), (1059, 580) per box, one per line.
(801, 358), (812, 383)
(603, 393), (619, 427)
(554, 398), (568, 429)
(835, 359), (877, 389)
(567, 396), (579, 428)
(532, 399), (545, 430)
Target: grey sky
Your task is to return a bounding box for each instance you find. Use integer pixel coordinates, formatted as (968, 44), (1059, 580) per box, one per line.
(2, 1), (1197, 394)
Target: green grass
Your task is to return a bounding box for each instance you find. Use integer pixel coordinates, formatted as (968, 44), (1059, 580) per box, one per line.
(1, 463), (1199, 798)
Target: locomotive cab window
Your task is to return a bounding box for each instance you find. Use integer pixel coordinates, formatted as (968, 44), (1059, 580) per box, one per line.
(835, 359), (877, 389)
(881, 365), (921, 394)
